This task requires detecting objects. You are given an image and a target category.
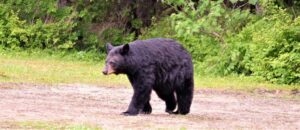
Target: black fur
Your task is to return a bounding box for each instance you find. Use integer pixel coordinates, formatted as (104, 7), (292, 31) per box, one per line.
(104, 38), (194, 115)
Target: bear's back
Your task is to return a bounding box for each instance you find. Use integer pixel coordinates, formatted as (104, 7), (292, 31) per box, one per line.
(128, 38), (193, 79)
(129, 38), (190, 61)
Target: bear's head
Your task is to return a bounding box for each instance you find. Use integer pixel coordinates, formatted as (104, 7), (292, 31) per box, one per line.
(102, 43), (130, 75)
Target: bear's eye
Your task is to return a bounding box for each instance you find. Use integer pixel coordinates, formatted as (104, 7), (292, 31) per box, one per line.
(109, 61), (116, 66)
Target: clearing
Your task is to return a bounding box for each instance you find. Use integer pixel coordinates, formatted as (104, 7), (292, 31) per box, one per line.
(0, 83), (299, 129)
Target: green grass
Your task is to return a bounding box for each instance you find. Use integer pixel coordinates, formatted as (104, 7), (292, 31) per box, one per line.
(0, 54), (129, 87)
(0, 121), (102, 129)
(0, 47), (129, 87)
(0, 47), (299, 91)
(196, 76), (299, 91)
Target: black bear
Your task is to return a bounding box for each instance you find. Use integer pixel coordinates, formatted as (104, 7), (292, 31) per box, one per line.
(102, 38), (194, 115)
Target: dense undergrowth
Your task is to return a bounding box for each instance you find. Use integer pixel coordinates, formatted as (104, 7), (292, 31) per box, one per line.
(142, 0), (300, 85)
(0, 0), (299, 85)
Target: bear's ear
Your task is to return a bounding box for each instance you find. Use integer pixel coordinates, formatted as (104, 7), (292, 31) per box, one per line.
(106, 43), (114, 54)
(120, 44), (129, 55)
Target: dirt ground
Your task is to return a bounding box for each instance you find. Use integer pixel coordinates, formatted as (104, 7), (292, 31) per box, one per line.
(0, 83), (299, 129)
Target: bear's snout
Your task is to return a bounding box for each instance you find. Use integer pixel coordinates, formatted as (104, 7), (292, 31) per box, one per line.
(102, 70), (108, 75)
(102, 65), (115, 75)
(102, 66), (108, 75)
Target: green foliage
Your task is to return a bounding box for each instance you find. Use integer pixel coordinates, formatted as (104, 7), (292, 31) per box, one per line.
(100, 28), (135, 46)
(147, 0), (254, 76)
(131, 19), (143, 29)
(229, 0), (258, 5)
(72, 0), (112, 50)
(140, 0), (300, 84)
(0, 0), (122, 50)
(155, 0), (253, 67)
(0, 2), (78, 49)
(0, 0), (299, 85)
(273, 0), (300, 17)
(139, 17), (177, 39)
(224, 9), (300, 84)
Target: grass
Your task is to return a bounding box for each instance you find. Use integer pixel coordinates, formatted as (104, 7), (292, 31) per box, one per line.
(196, 76), (299, 91)
(0, 48), (130, 87)
(0, 121), (102, 129)
(0, 47), (299, 91)
(0, 56), (130, 87)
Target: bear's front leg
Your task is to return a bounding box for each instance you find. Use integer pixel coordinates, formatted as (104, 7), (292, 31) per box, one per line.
(122, 84), (152, 116)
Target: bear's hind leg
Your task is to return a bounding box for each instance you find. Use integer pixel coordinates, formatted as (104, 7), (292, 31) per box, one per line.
(141, 100), (152, 114)
(165, 93), (177, 114)
(175, 78), (193, 115)
(155, 90), (177, 114)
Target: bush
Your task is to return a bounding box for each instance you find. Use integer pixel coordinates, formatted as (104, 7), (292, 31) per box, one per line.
(141, 0), (254, 74)
(140, 0), (300, 84)
(0, 3), (78, 49)
(205, 2), (300, 84)
(225, 8), (300, 84)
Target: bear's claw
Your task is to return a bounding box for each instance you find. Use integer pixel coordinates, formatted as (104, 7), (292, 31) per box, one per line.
(121, 111), (138, 116)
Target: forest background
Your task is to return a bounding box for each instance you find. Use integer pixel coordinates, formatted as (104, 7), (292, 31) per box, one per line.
(0, 0), (299, 88)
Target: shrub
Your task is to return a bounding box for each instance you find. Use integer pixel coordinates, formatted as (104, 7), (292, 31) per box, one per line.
(141, 0), (300, 84)
(227, 9), (300, 84)
(0, 3), (78, 49)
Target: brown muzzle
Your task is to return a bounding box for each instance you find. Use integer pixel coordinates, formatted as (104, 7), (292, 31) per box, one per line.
(102, 65), (115, 75)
